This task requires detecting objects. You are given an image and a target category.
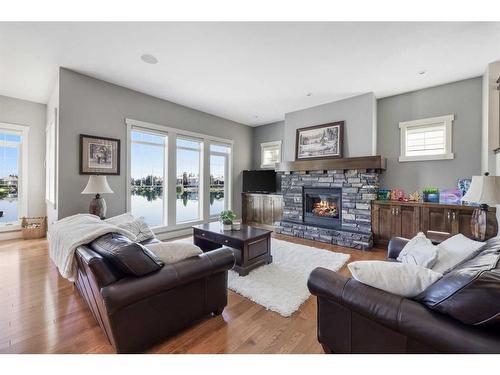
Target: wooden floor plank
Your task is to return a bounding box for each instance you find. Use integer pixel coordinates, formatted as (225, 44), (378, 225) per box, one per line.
(0, 233), (385, 353)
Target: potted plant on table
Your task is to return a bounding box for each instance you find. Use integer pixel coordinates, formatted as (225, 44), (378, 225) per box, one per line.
(219, 210), (236, 231)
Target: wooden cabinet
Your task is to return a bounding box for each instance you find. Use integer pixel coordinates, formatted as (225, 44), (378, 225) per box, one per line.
(372, 203), (419, 246)
(372, 201), (497, 246)
(242, 193), (283, 228)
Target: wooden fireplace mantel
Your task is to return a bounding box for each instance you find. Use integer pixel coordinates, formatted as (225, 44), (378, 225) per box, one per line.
(275, 155), (386, 172)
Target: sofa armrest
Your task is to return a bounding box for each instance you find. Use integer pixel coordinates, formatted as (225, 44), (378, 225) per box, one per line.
(387, 237), (410, 259)
(101, 247), (235, 314)
(309, 267), (405, 331)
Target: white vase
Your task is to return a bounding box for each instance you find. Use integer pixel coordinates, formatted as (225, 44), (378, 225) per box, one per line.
(222, 223), (232, 231)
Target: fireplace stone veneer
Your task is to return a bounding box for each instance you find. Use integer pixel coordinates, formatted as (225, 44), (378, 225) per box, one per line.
(275, 169), (379, 250)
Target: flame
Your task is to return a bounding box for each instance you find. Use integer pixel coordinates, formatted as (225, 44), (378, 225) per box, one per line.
(312, 200), (338, 217)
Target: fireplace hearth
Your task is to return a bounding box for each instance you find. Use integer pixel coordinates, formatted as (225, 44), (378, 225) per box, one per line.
(304, 187), (341, 228)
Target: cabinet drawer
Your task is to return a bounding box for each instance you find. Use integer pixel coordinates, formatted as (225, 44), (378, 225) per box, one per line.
(247, 237), (270, 260)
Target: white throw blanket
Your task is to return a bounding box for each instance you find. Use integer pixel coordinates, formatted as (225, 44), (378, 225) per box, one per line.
(48, 214), (137, 281)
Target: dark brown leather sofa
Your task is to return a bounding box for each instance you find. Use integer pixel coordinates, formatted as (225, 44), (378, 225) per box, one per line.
(74, 235), (234, 353)
(308, 237), (500, 354)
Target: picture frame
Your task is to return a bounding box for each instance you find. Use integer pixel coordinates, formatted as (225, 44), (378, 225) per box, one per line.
(295, 121), (344, 160)
(79, 134), (120, 175)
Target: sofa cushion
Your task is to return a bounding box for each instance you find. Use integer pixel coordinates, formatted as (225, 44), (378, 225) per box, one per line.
(431, 234), (486, 274)
(416, 237), (500, 326)
(347, 261), (442, 298)
(89, 233), (164, 277)
(397, 232), (438, 268)
(117, 217), (155, 242)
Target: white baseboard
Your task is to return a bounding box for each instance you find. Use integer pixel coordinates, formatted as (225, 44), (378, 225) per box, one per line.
(0, 230), (22, 241)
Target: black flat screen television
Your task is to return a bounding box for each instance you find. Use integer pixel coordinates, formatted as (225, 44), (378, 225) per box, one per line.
(242, 170), (277, 193)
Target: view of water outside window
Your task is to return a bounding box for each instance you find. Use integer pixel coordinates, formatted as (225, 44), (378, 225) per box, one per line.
(176, 138), (201, 223)
(209, 143), (230, 216)
(0, 132), (20, 224)
(130, 130), (165, 226)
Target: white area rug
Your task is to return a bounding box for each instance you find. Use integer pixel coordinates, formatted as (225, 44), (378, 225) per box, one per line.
(227, 238), (349, 317)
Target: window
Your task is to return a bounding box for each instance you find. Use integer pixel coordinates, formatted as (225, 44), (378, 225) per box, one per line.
(126, 118), (233, 230)
(176, 137), (202, 223)
(260, 140), (282, 168)
(209, 143), (230, 216)
(0, 123), (28, 227)
(130, 129), (167, 226)
(45, 113), (57, 206)
(399, 115), (454, 162)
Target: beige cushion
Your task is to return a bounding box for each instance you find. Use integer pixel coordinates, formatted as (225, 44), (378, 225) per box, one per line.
(144, 241), (203, 264)
(397, 232), (438, 268)
(348, 260), (442, 297)
(432, 234), (486, 274)
(117, 217), (155, 243)
(105, 212), (135, 226)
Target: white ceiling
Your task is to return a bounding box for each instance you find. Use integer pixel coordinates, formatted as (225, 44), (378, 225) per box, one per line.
(1, 22), (500, 126)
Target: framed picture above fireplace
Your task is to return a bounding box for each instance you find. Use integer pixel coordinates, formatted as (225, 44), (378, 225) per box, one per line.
(295, 121), (344, 160)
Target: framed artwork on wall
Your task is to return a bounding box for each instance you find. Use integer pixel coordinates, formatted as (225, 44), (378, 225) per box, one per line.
(79, 134), (120, 175)
(295, 121), (344, 160)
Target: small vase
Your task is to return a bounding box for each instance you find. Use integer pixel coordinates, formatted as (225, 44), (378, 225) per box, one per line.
(222, 223), (232, 231)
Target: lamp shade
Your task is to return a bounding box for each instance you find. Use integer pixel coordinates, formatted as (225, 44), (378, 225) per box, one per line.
(81, 175), (114, 194)
(461, 175), (500, 206)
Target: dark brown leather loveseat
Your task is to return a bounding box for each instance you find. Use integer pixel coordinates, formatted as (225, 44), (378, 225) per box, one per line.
(74, 234), (234, 353)
(308, 236), (500, 354)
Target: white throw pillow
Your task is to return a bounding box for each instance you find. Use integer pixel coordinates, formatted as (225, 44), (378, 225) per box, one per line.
(397, 232), (438, 268)
(117, 217), (155, 242)
(145, 242), (203, 264)
(105, 212), (135, 226)
(348, 261), (442, 297)
(432, 234), (486, 274)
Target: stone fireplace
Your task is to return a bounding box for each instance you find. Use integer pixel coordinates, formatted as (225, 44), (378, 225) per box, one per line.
(275, 168), (379, 250)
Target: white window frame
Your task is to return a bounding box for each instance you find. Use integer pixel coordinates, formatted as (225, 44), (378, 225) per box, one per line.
(260, 140), (282, 169)
(125, 118), (233, 234)
(0, 122), (29, 230)
(45, 108), (58, 208)
(399, 114), (454, 162)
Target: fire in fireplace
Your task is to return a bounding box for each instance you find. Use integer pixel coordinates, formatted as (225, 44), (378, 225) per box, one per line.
(303, 187), (342, 228)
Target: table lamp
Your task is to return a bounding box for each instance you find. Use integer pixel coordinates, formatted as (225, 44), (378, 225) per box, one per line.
(81, 175), (114, 219)
(461, 173), (500, 240)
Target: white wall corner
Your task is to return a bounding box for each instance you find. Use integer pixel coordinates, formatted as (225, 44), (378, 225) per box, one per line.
(371, 93), (377, 155)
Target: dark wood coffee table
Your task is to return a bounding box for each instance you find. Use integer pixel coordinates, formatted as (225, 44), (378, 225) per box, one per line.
(192, 222), (272, 276)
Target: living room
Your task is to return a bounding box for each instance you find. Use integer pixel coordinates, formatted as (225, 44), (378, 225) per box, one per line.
(2, 1), (500, 373)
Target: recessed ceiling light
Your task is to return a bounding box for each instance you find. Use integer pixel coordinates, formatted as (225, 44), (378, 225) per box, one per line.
(306, 92), (313, 97)
(141, 54), (158, 64)
(254, 115), (259, 118)
(418, 70), (426, 75)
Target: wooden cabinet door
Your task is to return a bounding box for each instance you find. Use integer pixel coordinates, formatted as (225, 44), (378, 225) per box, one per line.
(262, 195), (274, 225)
(372, 203), (394, 245)
(399, 205), (420, 239)
(251, 195), (263, 224)
(421, 206), (452, 235)
(271, 195), (283, 224)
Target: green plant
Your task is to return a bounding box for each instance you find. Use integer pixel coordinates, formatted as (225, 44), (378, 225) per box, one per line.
(219, 210), (236, 225)
(422, 187), (439, 194)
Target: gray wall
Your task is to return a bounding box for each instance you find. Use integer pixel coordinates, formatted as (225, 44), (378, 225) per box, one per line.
(378, 77), (482, 192)
(58, 68), (252, 219)
(252, 121), (284, 169)
(283, 93), (377, 161)
(0, 95), (46, 217)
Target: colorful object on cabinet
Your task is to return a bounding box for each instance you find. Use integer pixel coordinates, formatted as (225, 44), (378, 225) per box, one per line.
(439, 189), (463, 205)
(423, 188), (440, 203)
(390, 189), (405, 201)
(457, 178), (472, 197)
(377, 189), (391, 201)
(408, 191), (422, 202)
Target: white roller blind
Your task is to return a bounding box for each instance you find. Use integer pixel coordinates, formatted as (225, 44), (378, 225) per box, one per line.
(405, 122), (446, 156)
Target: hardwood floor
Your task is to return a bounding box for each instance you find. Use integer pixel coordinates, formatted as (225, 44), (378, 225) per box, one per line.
(0, 234), (386, 354)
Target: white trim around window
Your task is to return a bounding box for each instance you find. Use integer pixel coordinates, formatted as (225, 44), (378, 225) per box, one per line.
(125, 118), (233, 235)
(399, 114), (454, 162)
(260, 140), (282, 169)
